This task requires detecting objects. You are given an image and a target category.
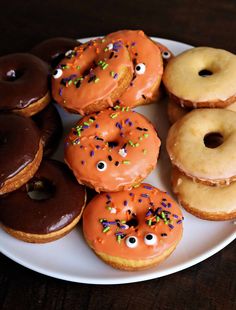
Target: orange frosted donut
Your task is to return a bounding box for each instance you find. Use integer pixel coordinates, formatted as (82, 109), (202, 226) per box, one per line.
(106, 30), (163, 108)
(52, 38), (133, 115)
(64, 107), (161, 192)
(83, 183), (183, 271)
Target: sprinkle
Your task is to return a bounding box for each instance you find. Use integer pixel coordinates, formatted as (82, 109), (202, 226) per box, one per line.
(94, 77), (100, 83)
(122, 160), (130, 164)
(146, 210), (152, 217)
(138, 199), (142, 203)
(141, 193), (149, 198)
(148, 219), (152, 226)
(114, 161), (119, 166)
(95, 124), (99, 128)
(143, 133), (149, 138)
(113, 73), (118, 79)
(161, 202), (167, 208)
(156, 216), (160, 222)
(173, 214), (179, 219)
(125, 118), (130, 125)
(108, 155), (112, 161)
(144, 185), (153, 190)
(117, 235), (121, 244)
(161, 233), (167, 237)
(102, 63), (108, 70)
(133, 183), (140, 188)
(110, 113), (118, 119)
(143, 149), (147, 155)
(177, 220), (182, 224)
(103, 226), (110, 233)
(168, 224), (174, 229)
(76, 65), (81, 70)
(81, 160), (85, 165)
(110, 71), (115, 77)
(59, 88), (63, 96)
(123, 200), (128, 206)
(90, 150), (95, 157)
(106, 194), (111, 199)
(129, 192), (134, 196)
(116, 122), (122, 129)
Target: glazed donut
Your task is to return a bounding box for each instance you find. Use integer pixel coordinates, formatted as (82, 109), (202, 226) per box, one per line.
(172, 167), (236, 220)
(65, 107), (161, 192)
(163, 47), (236, 108)
(106, 30), (163, 108)
(167, 99), (236, 124)
(166, 109), (236, 186)
(83, 183), (183, 271)
(32, 103), (63, 157)
(0, 159), (86, 243)
(0, 53), (50, 116)
(52, 38), (133, 115)
(0, 113), (43, 195)
(31, 37), (80, 68)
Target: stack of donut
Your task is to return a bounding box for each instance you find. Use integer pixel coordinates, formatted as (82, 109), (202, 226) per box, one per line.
(0, 30), (185, 272)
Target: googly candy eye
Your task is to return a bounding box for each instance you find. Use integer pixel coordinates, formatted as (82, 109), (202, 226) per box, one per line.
(65, 49), (73, 57)
(52, 68), (63, 79)
(144, 233), (157, 246)
(107, 43), (113, 50)
(125, 236), (138, 248)
(96, 161), (107, 171)
(135, 63), (146, 75)
(162, 51), (171, 60)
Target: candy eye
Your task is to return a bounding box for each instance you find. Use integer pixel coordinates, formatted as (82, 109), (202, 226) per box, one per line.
(162, 51), (171, 59)
(144, 233), (157, 246)
(53, 68), (63, 79)
(135, 63), (146, 75)
(107, 43), (113, 50)
(126, 236), (138, 248)
(65, 49), (73, 57)
(96, 161), (107, 171)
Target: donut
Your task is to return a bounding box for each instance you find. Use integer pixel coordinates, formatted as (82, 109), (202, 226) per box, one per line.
(0, 159), (86, 243)
(0, 113), (43, 195)
(0, 53), (50, 117)
(163, 47), (236, 108)
(106, 30), (163, 108)
(166, 108), (236, 186)
(32, 103), (63, 157)
(52, 38), (133, 115)
(83, 183), (183, 271)
(64, 107), (161, 192)
(31, 37), (80, 68)
(167, 99), (236, 124)
(172, 167), (236, 220)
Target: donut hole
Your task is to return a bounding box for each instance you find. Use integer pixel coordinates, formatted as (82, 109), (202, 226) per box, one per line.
(126, 217), (138, 228)
(26, 178), (55, 200)
(198, 69), (213, 77)
(4, 69), (24, 81)
(203, 132), (224, 148)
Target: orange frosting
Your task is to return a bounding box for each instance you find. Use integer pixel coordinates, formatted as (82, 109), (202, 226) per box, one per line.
(106, 30), (163, 107)
(83, 183), (183, 260)
(64, 108), (161, 192)
(51, 38), (133, 114)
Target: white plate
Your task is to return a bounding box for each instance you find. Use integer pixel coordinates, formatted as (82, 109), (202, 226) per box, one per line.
(0, 37), (235, 284)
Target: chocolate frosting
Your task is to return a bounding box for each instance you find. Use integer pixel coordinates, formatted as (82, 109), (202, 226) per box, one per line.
(32, 103), (63, 157)
(0, 159), (86, 234)
(0, 53), (49, 110)
(0, 113), (41, 188)
(31, 37), (80, 67)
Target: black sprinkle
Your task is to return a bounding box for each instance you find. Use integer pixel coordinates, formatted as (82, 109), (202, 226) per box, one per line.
(60, 79), (67, 86)
(109, 52), (114, 59)
(90, 116), (95, 121)
(135, 52), (138, 56)
(127, 209), (131, 215)
(115, 161), (119, 166)
(142, 94), (147, 100)
(75, 80), (81, 88)
(115, 55), (118, 58)
(133, 58), (137, 66)
(161, 233), (168, 237)
(108, 155), (113, 161)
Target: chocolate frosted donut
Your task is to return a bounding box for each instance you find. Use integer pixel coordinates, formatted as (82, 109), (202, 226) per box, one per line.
(31, 37), (80, 68)
(32, 103), (63, 157)
(0, 159), (86, 243)
(0, 53), (50, 116)
(0, 113), (43, 195)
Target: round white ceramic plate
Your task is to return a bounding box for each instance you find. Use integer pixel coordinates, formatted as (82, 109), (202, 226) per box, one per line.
(0, 37), (235, 285)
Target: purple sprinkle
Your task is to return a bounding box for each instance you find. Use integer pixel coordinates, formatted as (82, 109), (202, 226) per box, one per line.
(73, 138), (80, 144)
(141, 193), (149, 198)
(131, 42), (136, 46)
(173, 214), (179, 219)
(90, 150), (94, 157)
(125, 118), (130, 125)
(129, 192), (134, 196)
(138, 199), (142, 203)
(161, 202), (167, 208)
(59, 88), (63, 96)
(107, 221), (117, 225)
(95, 124), (99, 128)
(123, 200), (128, 206)
(167, 203), (172, 208)
(145, 210), (152, 217)
(106, 194), (111, 199)
(129, 121), (133, 126)
(156, 207), (162, 213)
(80, 145), (83, 149)
(83, 125), (89, 129)
(149, 202), (154, 206)
(120, 225), (127, 229)
(115, 232), (123, 236)
(106, 200), (111, 204)
(81, 160), (85, 165)
(144, 185), (153, 190)
(113, 73), (118, 79)
(168, 224), (174, 229)
(120, 132), (124, 137)
(177, 220), (182, 224)
(116, 122), (122, 129)
(95, 145), (100, 149)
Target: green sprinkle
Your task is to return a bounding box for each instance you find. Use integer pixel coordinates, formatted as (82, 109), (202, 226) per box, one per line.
(114, 105), (120, 110)
(139, 136), (143, 141)
(68, 80), (73, 85)
(148, 219), (152, 226)
(102, 63), (109, 70)
(133, 183), (140, 188)
(134, 143), (139, 147)
(161, 211), (166, 219)
(104, 47), (108, 52)
(122, 160), (130, 164)
(128, 140), (134, 147)
(99, 219), (105, 222)
(102, 39), (106, 42)
(83, 122), (90, 126)
(110, 113), (118, 119)
(117, 235), (121, 244)
(121, 107), (126, 111)
(156, 216), (160, 222)
(89, 118), (94, 123)
(106, 206), (112, 210)
(121, 220), (126, 224)
(103, 226), (110, 233)
(94, 77), (100, 83)
(62, 65), (69, 69)
(110, 71), (115, 77)
(76, 65), (81, 70)
(126, 107), (129, 111)
(143, 133), (149, 138)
